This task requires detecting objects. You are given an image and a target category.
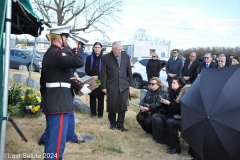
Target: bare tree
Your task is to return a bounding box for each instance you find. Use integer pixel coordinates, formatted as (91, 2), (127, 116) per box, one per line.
(151, 37), (169, 45)
(32, 0), (123, 39)
(133, 28), (149, 41)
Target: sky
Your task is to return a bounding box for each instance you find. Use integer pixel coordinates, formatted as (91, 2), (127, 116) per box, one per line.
(19, 0), (240, 50)
(85, 0), (240, 49)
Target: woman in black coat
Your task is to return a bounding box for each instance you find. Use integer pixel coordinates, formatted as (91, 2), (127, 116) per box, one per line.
(151, 77), (185, 145)
(146, 53), (162, 82)
(136, 77), (168, 134)
(85, 42), (105, 118)
(160, 77), (188, 154)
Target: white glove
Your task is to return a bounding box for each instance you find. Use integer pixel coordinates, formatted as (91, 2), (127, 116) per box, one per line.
(80, 84), (92, 95)
(67, 37), (78, 49)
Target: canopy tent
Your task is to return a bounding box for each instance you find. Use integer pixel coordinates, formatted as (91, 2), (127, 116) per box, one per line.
(6, 0), (43, 37)
(0, 0), (43, 159)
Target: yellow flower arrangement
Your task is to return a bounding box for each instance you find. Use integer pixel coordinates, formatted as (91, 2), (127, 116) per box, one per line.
(19, 87), (42, 117)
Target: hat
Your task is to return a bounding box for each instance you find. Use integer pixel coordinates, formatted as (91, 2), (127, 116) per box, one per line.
(47, 25), (72, 34)
(69, 34), (89, 45)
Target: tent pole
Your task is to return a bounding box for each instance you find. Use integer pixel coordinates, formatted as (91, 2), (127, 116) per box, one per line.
(27, 37), (37, 86)
(0, 0), (12, 158)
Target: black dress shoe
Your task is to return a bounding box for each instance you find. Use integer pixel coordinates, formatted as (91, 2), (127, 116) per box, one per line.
(166, 146), (172, 152)
(167, 148), (181, 154)
(117, 127), (129, 132)
(74, 140), (85, 144)
(38, 140), (45, 145)
(98, 115), (103, 118)
(109, 125), (116, 130)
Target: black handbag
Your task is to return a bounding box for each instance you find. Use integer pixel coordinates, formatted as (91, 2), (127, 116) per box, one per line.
(173, 114), (181, 120)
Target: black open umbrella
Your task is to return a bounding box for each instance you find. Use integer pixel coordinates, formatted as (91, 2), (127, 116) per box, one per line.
(181, 65), (240, 160)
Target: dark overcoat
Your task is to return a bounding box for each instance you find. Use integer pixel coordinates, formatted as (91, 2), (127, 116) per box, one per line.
(100, 51), (133, 113)
(85, 53), (105, 95)
(40, 44), (84, 114)
(146, 59), (162, 77)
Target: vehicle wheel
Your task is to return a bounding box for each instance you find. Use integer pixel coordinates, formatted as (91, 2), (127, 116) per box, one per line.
(133, 75), (143, 89)
(28, 64), (37, 72)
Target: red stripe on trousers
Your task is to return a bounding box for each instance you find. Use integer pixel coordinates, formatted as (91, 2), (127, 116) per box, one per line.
(56, 114), (64, 160)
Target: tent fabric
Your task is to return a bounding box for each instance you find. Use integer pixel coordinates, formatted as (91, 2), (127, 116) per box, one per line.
(0, 0), (7, 128)
(8, 0), (44, 37)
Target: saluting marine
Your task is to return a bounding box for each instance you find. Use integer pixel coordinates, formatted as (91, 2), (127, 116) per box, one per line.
(40, 25), (90, 160)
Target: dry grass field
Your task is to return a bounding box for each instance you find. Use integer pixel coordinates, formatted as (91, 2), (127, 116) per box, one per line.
(4, 69), (192, 160)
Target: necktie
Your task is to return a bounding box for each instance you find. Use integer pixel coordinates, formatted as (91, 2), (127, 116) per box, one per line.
(206, 63), (209, 68)
(173, 57), (176, 61)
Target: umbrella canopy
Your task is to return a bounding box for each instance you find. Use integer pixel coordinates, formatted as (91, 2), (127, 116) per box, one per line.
(6, 0), (43, 37)
(181, 65), (240, 160)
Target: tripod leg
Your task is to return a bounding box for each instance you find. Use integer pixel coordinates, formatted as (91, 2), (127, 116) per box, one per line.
(3, 117), (28, 142)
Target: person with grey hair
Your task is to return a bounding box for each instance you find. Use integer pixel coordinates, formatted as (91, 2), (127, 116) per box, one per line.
(218, 54), (232, 68)
(197, 53), (217, 74)
(100, 41), (133, 131)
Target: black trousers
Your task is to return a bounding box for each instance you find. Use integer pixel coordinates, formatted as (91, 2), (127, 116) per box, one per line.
(136, 112), (153, 133)
(152, 113), (168, 144)
(166, 118), (181, 150)
(90, 95), (104, 116)
(108, 111), (125, 128)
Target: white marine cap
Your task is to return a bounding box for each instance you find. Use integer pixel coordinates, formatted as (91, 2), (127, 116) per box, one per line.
(47, 25), (72, 34)
(70, 34), (89, 44)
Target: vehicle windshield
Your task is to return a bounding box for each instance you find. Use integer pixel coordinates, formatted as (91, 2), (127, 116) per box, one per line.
(23, 51), (42, 58)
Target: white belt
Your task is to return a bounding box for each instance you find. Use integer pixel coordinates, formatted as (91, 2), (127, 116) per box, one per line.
(46, 82), (71, 88)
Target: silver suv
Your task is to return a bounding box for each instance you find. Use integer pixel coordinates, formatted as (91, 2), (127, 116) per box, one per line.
(131, 57), (168, 89)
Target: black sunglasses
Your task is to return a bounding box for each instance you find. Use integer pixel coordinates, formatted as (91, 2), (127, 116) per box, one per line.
(204, 57), (210, 59)
(152, 56), (156, 57)
(149, 83), (156, 86)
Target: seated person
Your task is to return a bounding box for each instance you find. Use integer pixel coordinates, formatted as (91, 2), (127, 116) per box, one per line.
(136, 77), (168, 134)
(152, 77), (186, 145)
(161, 79), (190, 154)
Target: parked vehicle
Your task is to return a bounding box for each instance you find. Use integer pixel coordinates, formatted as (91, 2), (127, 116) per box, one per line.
(76, 51), (92, 77)
(131, 57), (168, 89)
(5, 49), (43, 71)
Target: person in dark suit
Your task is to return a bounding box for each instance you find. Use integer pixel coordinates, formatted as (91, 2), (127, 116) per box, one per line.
(100, 41), (133, 132)
(166, 49), (184, 88)
(146, 53), (162, 82)
(197, 53), (218, 74)
(85, 42), (105, 118)
(182, 52), (200, 84)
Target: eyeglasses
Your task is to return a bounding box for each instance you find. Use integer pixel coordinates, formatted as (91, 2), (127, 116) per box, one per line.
(149, 83), (156, 86)
(152, 56), (156, 58)
(204, 57), (210, 59)
(173, 52), (178, 54)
